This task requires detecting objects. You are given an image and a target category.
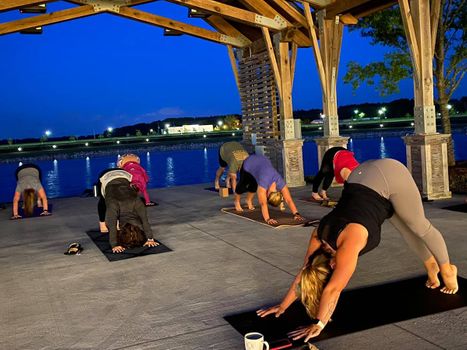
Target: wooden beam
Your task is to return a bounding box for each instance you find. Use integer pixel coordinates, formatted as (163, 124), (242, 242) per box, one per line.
(290, 41), (298, 87)
(267, 0), (308, 28)
(339, 13), (358, 24)
(240, 0), (312, 47)
(398, 0), (421, 78)
(205, 15), (251, 46)
(0, 0), (54, 12)
(326, 0), (372, 17)
(262, 27), (283, 97)
(0, 5), (95, 35)
(352, 1), (397, 18)
(117, 7), (248, 47)
(430, 0), (441, 54)
(167, 0), (287, 31)
(226, 44), (240, 91)
(301, 0), (335, 7)
(303, 2), (327, 93)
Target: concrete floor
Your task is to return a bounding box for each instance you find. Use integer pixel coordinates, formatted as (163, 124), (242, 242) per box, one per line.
(0, 184), (466, 350)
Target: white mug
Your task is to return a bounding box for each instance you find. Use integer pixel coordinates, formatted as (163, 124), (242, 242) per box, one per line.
(244, 332), (269, 350)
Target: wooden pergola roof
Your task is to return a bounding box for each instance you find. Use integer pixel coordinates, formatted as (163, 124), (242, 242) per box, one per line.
(0, 1), (397, 47)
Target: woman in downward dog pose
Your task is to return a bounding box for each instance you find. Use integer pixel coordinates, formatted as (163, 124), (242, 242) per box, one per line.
(258, 157), (458, 342)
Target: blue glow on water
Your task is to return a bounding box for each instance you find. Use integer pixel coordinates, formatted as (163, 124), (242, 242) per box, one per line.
(0, 132), (466, 203)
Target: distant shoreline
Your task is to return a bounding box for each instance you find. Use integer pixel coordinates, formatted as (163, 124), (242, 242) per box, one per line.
(1, 126), (466, 164)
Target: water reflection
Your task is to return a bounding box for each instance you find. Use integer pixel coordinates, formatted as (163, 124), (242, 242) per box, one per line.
(165, 157), (175, 186)
(146, 152), (152, 180)
(85, 157), (92, 189)
(380, 136), (387, 158)
(46, 159), (60, 198)
(203, 147), (209, 179)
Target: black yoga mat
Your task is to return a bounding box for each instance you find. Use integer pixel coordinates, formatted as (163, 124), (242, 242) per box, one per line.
(17, 204), (53, 217)
(86, 230), (171, 262)
(225, 276), (467, 346)
(221, 207), (319, 228)
(442, 203), (467, 213)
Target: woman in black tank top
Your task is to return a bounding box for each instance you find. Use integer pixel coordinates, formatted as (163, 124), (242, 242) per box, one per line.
(257, 156), (459, 342)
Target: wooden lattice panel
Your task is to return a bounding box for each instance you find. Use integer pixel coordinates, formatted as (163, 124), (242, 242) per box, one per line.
(238, 50), (280, 152)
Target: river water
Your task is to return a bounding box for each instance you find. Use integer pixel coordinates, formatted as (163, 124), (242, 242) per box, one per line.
(1, 130), (466, 203)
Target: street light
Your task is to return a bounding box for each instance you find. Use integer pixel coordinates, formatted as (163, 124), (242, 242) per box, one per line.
(107, 127), (113, 133)
(17, 147), (22, 151)
(217, 120), (223, 126)
(165, 123), (170, 129)
(45, 130), (52, 137)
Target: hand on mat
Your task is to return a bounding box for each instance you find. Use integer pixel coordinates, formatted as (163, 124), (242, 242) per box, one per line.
(10, 214), (22, 220)
(144, 239), (160, 247)
(266, 218), (278, 225)
(256, 304), (285, 318)
(40, 210), (51, 216)
(112, 245), (125, 253)
(287, 324), (323, 342)
(294, 213), (305, 222)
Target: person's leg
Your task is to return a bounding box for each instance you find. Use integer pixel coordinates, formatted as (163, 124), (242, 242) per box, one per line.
(312, 149), (336, 200)
(235, 168), (257, 211)
(215, 150), (228, 189)
(389, 213), (440, 288)
(378, 159), (458, 293)
(215, 167), (225, 190)
(98, 196), (108, 232)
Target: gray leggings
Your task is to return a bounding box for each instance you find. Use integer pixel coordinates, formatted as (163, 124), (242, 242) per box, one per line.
(347, 158), (450, 265)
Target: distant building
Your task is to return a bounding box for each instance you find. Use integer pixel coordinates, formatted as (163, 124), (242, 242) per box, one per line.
(167, 124), (214, 135)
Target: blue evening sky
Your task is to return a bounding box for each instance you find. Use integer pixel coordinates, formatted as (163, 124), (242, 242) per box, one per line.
(0, 2), (465, 139)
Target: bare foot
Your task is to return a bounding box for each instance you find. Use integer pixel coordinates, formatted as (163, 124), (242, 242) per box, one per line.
(99, 222), (109, 233)
(214, 181), (220, 190)
(440, 264), (458, 294)
(246, 202), (255, 210)
(234, 202), (243, 212)
(311, 193), (323, 201)
(424, 258), (440, 289)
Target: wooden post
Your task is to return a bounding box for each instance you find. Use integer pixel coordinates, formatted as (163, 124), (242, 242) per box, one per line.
(277, 38), (305, 187)
(311, 9), (348, 165)
(399, 0), (450, 199)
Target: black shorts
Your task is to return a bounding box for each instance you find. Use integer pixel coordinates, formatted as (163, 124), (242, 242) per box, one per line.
(235, 167), (258, 194)
(218, 149), (228, 168)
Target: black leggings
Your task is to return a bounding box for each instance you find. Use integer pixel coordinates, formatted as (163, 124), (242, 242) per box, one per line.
(312, 147), (346, 193)
(235, 167), (257, 194)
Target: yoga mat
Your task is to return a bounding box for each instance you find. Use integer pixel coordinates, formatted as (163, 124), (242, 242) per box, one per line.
(17, 204), (53, 217)
(225, 276), (467, 346)
(86, 230), (171, 262)
(221, 207), (319, 228)
(205, 186), (234, 194)
(442, 203), (467, 213)
(298, 198), (337, 208)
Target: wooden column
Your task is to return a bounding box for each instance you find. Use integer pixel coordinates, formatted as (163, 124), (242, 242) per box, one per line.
(276, 37), (306, 187)
(304, 7), (348, 163)
(399, 0), (450, 199)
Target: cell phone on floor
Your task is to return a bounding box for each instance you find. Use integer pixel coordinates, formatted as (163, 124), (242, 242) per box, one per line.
(269, 338), (293, 350)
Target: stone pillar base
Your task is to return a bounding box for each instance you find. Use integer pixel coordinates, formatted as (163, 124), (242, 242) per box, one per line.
(281, 139), (306, 187)
(403, 134), (451, 200)
(260, 139), (305, 188)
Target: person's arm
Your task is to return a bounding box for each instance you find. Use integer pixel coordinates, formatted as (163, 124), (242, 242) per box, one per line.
(136, 200), (159, 247)
(257, 186), (274, 224)
(281, 186), (303, 221)
(288, 225), (366, 342)
(257, 229), (322, 317)
(227, 172), (237, 192)
(11, 191), (21, 218)
(37, 188), (50, 215)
